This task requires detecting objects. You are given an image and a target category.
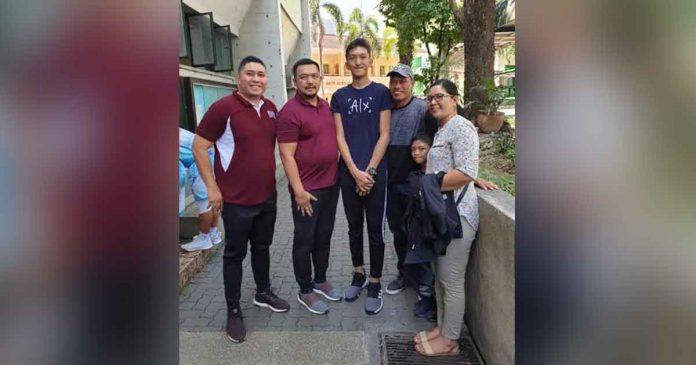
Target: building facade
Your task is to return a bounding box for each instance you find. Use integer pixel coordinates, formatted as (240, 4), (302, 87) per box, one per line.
(179, 0), (311, 131)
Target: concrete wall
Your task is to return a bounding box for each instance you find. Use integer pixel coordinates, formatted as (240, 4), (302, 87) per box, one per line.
(465, 189), (515, 365)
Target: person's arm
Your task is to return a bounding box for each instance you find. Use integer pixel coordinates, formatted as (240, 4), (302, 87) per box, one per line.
(278, 142), (317, 216)
(192, 135), (223, 212)
(441, 169), (473, 191)
(366, 109), (391, 171)
(334, 113), (374, 192)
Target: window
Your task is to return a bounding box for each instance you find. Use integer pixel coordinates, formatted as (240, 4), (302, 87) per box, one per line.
(213, 25), (233, 71)
(179, 2), (188, 58)
(334, 64), (339, 76)
(186, 12), (216, 66)
(370, 66), (375, 76)
(379, 65), (386, 76)
(323, 64), (330, 75)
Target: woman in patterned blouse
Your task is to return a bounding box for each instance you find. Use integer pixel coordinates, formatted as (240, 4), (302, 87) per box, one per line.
(413, 79), (480, 357)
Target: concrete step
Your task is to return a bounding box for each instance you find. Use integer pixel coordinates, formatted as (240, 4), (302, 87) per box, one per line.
(179, 331), (368, 365)
(179, 245), (221, 293)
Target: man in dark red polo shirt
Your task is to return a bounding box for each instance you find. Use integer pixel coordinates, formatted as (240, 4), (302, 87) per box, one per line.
(192, 56), (289, 344)
(277, 58), (341, 315)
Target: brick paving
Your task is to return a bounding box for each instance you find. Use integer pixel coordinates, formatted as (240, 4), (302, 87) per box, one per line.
(179, 177), (433, 336)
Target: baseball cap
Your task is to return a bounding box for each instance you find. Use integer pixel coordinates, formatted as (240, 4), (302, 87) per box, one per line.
(387, 64), (412, 78)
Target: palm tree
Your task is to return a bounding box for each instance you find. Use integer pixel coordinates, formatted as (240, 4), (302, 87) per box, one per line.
(309, 0), (343, 97)
(342, 8), (381, 57)
(381, 26), (398, 59)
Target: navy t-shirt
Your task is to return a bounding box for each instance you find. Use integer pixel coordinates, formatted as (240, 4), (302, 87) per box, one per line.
(330, 82), (393, 174)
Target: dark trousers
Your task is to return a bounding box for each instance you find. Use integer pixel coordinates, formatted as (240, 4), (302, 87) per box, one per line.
(291, 184), (340, 294)
(386, 182), (411, 275)
(387, 182), (434, 297)
(339, 170), (386, 279)
(221, 192), (277, 309)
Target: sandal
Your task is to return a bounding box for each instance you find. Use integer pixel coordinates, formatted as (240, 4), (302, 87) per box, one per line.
(416, 337), (460, 357)
(413, 328), (440, 344)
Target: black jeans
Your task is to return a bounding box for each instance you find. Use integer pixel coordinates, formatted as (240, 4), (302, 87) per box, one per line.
(221, 192), (277, 309)
(339, 170), (386, 279)
(386, 182), (411, 276)
(388, 182), (434, 296)
(291, 184), (340, 294)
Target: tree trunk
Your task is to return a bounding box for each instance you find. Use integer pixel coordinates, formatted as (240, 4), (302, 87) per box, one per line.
(450, 0), (496, 100)
(397, 33), (413, 66)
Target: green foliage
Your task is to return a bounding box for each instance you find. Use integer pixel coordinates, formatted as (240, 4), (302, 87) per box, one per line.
(490, 130), (516, 161)
(464, 79), (507, 115)
(342, 8), (382, 56)
(378, 0), (460, 83)
(479, 167), (515, 196)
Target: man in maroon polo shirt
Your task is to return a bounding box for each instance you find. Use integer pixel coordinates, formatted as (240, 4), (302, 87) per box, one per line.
(277, 58), (341, 315)
(192, 56), (289, 344)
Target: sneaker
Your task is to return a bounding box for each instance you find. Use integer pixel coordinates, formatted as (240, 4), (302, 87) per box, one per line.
(210, 231), (223, 245)
(181, 234), (213, 252)
(253, 288), (290, 313)
(365, 282), (384, 315)
(343, 272), (367, 302)
(313, 281), (342, 301)
(385, 275), (406, 295)
(297, 292), (329, 314)
(414, 295), (436, 318)
(226, 307), (246, 343)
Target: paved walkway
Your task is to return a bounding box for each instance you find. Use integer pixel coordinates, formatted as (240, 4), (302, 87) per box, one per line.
(179, 177), (434, 364)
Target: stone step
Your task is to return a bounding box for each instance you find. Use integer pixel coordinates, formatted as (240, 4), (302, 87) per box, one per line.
(179, 245), (221, 293)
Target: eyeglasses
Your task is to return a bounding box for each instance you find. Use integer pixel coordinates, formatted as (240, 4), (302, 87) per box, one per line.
(426, 93), (454, 103)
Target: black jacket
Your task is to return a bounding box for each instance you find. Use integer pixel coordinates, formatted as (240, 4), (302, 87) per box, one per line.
(403, 171), (466, 264)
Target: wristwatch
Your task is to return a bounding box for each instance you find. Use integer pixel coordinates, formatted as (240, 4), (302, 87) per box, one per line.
(367, 167), (378, 179)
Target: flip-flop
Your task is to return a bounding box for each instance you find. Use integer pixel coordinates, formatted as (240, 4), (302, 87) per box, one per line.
(416, 338), (460, 357)
(414, 331), (427, 344)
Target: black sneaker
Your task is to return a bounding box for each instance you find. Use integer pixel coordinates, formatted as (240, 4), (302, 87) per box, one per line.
(385, 274), (406, 295)
(365, 282), (384, 315)
(226, 307), (246, 343)
(344, 272), (367, 302)
(253, 288), (290, 312)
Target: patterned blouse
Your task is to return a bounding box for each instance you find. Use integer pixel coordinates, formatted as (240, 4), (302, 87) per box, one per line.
(425, 114), (479, 230)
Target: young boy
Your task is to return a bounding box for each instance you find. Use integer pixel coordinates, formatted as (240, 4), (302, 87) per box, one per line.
(332, 38), (392, 315)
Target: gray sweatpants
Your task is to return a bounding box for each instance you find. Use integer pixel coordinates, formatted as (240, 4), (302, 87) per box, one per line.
(433, 218), (476, 340)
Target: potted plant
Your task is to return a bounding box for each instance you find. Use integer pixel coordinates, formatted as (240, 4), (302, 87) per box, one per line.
(464, 79), (506, 133)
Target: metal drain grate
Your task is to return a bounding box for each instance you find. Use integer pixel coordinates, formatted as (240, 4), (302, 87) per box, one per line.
(380, 332), (483, 365)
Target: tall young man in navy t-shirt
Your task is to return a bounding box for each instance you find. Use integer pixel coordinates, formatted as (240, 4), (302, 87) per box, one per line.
(331, 38), (392, 315)
(193, 56), (290, 343)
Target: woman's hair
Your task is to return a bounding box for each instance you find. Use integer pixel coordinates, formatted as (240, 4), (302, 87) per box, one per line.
(429, 79), (459, 96)
(411, 132), (433, 147)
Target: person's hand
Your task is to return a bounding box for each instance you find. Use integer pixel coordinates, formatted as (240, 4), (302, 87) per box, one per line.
(295, 190), (318, 216)
(475, 178), (499, 191)
(207, 184), (224, 212)
(352, 170), (374, 193)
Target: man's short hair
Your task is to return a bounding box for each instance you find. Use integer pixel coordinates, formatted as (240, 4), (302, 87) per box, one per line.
(345, 38), (371, 59)
(292, 58), (321, 78)
(238, 56), (266, 72)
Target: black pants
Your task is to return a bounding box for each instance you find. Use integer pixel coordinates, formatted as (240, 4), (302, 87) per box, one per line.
(291, 184), (340, 294)
(339, 170), (386, 279)
(386, 182), (410, 276)
(221, 192), (277, 309)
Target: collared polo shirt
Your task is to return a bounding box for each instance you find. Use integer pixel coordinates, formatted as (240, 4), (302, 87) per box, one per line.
(196, 90), (278, 206)
(276, 95), (338, 191)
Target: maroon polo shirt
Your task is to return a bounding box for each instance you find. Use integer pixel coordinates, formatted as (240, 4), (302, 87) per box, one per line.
(196, 90), (277, 205)
(276, 94), (338, 191)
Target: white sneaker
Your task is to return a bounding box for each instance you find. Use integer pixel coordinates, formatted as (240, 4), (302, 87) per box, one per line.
(181, 234), (213, 252)
(210, 231), (223, 245)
